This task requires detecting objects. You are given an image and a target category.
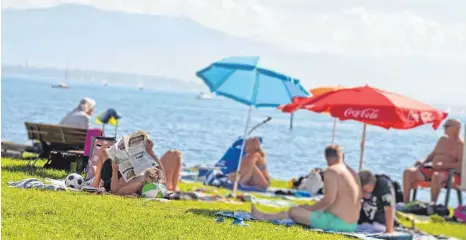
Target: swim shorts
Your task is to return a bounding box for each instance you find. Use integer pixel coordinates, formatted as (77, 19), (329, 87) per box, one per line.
(310, 211), (357, 233)
(419, 166), (461, 185)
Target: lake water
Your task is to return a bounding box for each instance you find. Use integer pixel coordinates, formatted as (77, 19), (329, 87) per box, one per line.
(2, 77), (465, 206)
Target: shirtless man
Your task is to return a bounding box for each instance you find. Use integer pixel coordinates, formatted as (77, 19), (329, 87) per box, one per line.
(403, 119), (463, 203)
(251, 145), (362, 232)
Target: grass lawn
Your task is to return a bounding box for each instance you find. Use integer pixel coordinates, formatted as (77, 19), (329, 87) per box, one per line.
(2, 158), (465, 239)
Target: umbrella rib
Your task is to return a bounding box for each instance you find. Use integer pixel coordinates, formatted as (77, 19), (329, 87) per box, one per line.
(209, 65), (238, 92)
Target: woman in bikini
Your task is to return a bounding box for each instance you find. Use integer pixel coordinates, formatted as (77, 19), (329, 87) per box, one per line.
(92, 139), (183, 196)
(229, 137), (270, 190)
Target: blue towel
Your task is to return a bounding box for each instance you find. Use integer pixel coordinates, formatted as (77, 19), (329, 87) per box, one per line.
(215, 211), (417, 240)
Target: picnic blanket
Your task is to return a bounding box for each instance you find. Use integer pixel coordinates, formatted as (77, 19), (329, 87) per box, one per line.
(8, 178), (106, 193)
(214, 211), (457, 240)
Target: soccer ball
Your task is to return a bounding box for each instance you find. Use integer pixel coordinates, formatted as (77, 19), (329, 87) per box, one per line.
(65, 173), (84, 189)
(141, 183), (167, 198)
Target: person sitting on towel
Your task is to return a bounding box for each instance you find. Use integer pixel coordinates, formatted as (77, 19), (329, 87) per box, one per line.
(251, 145), (362, 233)
(59, 97), (96, 129)
(92, 139), (182, 195)
(358, 170), (395, 233)
(228, 137), (270, 190)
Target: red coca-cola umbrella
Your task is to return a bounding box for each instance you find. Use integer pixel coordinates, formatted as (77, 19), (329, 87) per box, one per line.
(282, 85), (448, 170)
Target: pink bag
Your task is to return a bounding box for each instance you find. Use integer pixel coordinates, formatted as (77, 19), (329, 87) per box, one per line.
(85, 136), (116, 181)
(83, 128), (103, 156)
(455, 205), (466, 223)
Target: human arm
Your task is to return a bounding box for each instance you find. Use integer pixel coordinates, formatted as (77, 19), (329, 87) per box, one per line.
(381, 179), (396, 233)
(301, 170), (338, 212)
(384, 206), (395, 233)
(145, 139), (167, 184)
(418, 138), (447, 166)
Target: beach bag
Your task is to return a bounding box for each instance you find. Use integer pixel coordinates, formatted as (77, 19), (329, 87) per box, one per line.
(377, 174), (403, 203)
(454, 205), (466, 223)
(44, 151), (81, 171)
(85, 137), (116, 181)
(297, 169), (324, 195)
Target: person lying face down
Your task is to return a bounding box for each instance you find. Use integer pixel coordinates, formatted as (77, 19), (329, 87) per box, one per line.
(358, 170), (395, 233)
(251, 145), (362, 233)
(228, 137), (270, 190)
(92, 139), (183, 196)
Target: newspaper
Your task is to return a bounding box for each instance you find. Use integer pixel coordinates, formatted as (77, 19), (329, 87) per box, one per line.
(107, 131), (158, 182)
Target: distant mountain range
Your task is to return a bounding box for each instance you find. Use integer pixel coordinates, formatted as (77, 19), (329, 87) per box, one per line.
(2, 4), (465, 104)
(1, 65), (205, 91)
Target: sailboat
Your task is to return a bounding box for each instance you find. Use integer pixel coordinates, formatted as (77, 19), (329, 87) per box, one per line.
(137, 82), (144, 90)
(196, 92), (213, 100)
(52, 64), (70, 89)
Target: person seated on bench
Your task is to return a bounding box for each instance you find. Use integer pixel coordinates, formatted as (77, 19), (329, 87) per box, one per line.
(358, 170), (395, 233)
(251, 145), (362, 233)
(59, 97), (96, 129)
(92, 140), (183, 195)
(228, 137), (270, 190)
(402, 119), (463, 203)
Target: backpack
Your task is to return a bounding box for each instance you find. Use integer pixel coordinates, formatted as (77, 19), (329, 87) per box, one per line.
(376, 174), (404, 203)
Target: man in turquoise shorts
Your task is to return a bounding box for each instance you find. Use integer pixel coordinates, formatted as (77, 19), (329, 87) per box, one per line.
(251, 145), (362, 232)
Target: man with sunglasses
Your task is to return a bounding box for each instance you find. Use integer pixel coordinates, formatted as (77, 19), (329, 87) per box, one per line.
(402, 119), (463, 203)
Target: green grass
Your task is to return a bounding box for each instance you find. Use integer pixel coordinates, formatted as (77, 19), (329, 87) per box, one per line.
(1, 158), (345, 240)
(2, 158), (465, 239)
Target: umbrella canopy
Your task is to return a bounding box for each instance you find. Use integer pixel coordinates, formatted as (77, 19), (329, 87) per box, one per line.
(196, 56), (309, 194)
(196, 56), (309, 108)
(282, 85), (448, 170)
(283, 85), (447, 130)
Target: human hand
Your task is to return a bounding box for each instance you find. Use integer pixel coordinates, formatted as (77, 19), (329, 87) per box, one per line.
(146, 139), (154, 152)
(112, 160), (119, 173)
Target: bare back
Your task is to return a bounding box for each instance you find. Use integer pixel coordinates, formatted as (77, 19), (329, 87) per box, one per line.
(431, 136), (463, 170)
(326, 163), (362, 223)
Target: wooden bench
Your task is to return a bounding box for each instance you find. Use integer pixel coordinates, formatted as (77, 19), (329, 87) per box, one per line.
(24, 122), (88, 160)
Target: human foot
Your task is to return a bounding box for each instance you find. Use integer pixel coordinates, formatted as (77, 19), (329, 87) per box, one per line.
(251, 204), (264, 220)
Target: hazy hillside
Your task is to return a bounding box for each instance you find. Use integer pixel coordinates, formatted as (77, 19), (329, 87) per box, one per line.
(2, 4), (465, 104)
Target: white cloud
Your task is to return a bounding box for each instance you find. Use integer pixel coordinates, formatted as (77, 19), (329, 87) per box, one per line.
(3, 0), (465, 60)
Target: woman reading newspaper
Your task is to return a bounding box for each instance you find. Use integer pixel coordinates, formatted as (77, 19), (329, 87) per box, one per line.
(92, 132), (182, 195)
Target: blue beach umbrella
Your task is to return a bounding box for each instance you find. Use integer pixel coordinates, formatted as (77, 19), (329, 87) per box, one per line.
(196, 56), (309, 193)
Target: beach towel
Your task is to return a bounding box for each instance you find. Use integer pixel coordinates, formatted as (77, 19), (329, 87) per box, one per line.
(8, 178), (105, 193)
(214, 211), (443, 240)
(203, 168), (267, 193)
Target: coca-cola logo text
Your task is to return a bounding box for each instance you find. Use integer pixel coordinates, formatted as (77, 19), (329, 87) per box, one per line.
(344, 108), (380, 120)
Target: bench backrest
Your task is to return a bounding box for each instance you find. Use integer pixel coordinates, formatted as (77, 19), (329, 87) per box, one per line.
(24, 122), (88, 147)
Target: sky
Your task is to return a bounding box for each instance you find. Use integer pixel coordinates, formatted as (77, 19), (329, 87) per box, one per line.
(2, 0), (466, 104)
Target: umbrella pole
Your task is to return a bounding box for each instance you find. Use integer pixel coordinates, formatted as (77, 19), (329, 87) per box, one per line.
(359, 124), (367, 171)
(233, 106), (253, 195)
(114, 124), (118, 139)
(331, 118), (337, 144)
(289, 113), (294, 131)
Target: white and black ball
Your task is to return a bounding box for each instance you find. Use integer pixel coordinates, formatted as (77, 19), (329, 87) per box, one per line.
(65, 173), (84, 189)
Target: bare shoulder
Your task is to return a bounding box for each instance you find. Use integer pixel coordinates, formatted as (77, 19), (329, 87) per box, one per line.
(324, 167), (339, 177)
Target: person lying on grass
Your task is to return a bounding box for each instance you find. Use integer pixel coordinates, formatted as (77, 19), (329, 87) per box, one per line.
(358, 170), (395, 233)
(251, 145), (362, 233)
(92, 139), (182, 195)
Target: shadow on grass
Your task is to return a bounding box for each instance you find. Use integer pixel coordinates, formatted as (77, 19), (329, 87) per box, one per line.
(2, 164), (67, 179)
(185, 209), (221, 218)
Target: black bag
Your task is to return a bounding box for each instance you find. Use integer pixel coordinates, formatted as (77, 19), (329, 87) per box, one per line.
(43, 151), (83, 172)
(377, 174), (404, 203)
